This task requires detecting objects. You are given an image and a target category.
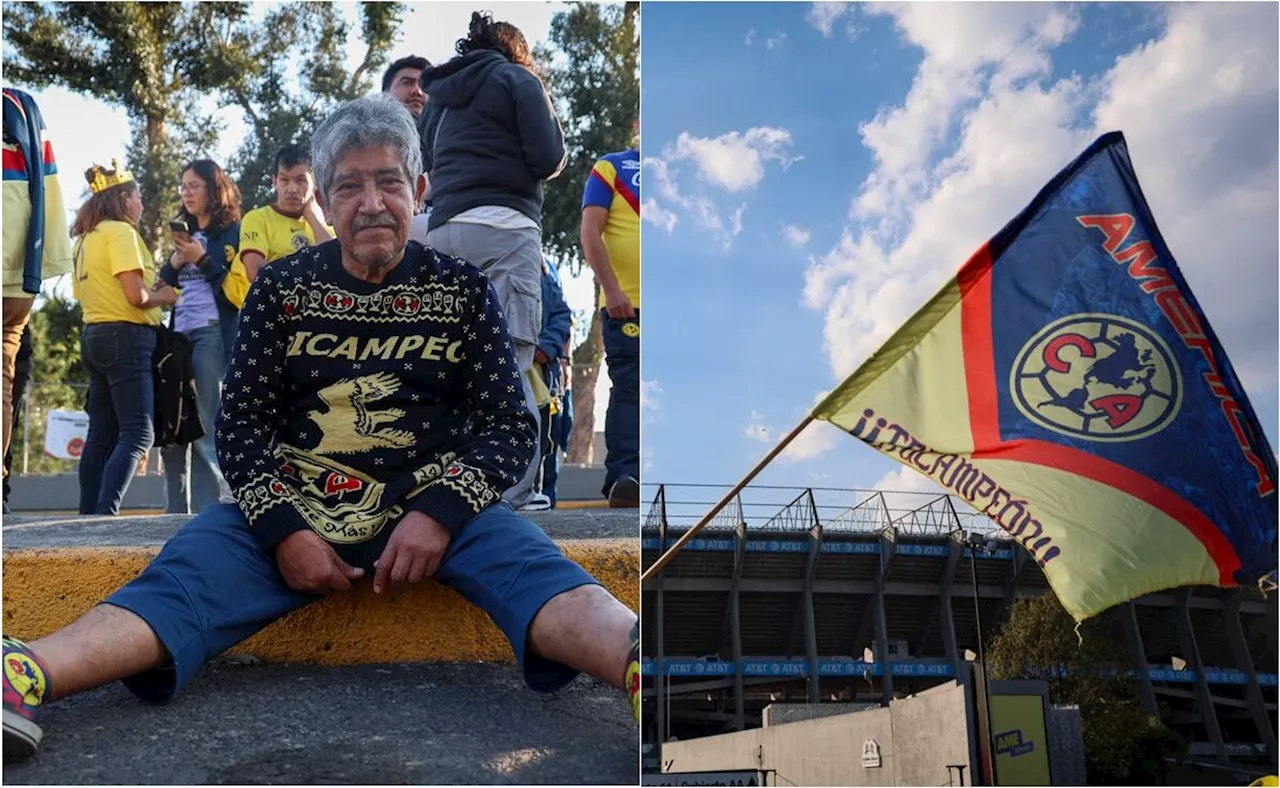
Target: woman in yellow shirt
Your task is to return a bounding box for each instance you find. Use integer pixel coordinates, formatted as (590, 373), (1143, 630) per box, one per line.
(71, 161), (176, 515)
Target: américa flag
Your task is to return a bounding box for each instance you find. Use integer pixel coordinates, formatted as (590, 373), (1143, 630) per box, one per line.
(812, 132), (1276, 621)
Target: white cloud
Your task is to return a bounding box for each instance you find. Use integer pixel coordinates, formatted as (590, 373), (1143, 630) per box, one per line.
(745, 411), (772, 443)
(649, 127), (799, 251)
(642, 199), (678, 233)
(873, 465), (948, 520)
(806, 3), (1278, 404)
(745, 27), (756, 46)
(666, 127), (799, 193)
(780, 420), (843, 462)
(807, 2), (851, 37)
(766, 31), (787, 51)
(782, 224), (812, 248)
(641, 379), (663, 410)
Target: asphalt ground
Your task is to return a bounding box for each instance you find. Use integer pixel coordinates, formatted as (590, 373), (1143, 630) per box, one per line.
(3, 661), (637, 785)
(2, 509), (640, 783)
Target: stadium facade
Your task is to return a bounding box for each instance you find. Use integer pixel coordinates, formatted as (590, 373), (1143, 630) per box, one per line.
(641, 485), (1278, 774)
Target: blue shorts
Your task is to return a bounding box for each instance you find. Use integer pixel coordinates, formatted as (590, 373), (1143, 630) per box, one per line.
(105, 502), (598, 702)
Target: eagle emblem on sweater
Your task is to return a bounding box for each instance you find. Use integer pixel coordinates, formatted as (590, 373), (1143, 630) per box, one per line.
(305, 372), (416, 455)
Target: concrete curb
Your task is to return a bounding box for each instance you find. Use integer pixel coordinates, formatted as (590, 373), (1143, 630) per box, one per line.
(3, 538), (637, 665)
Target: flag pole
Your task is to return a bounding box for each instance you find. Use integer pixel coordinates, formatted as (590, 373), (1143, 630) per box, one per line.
(641, 414), (816, 582)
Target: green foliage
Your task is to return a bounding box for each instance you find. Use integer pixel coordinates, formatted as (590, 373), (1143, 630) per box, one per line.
(10, 294), (89, 475)
(536, 1), (639, 275)
(3, 1), (222, 257)
(2, 1), (404, 250)
(988, 594), (1186, 784)
(199, 2), (404, 208)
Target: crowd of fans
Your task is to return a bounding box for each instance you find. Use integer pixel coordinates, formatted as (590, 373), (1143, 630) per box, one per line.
(1, 10), (640, 517)
(2, 17), (646, 754)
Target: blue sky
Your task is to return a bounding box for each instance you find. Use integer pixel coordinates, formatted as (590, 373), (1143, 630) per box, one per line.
(640, 2), (1279, 525)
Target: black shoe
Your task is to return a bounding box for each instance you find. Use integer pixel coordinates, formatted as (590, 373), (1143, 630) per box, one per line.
(607, 476), (640, 508)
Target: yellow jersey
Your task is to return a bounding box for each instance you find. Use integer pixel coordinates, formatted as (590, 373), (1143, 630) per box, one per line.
(239, 205), (330, 264)
(72, 220), (161, 326)
(582, 150), (640, 308)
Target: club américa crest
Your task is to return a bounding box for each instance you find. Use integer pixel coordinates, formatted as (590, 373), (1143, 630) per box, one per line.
(1011, 313), (1182, 442)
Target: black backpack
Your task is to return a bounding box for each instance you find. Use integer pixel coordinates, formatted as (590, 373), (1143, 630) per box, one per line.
(152, 324), (204, 448)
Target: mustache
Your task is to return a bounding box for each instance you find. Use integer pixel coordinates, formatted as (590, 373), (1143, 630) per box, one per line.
(352, 214), (399, 232)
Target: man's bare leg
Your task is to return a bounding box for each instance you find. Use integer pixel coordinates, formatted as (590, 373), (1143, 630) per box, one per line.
(528, 584), (636, 689)
(27, 604), (168, 701)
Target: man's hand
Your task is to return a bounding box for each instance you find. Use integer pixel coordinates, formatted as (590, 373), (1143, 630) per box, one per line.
(302, 197), (327, 225)
(603, 287), (636, 320)
(373, 511), (452, 594)
(276, 529), (365, 594)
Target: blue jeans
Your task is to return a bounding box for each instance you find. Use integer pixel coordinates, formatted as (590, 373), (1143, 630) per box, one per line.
(79, 322), (156, 515)
(601, 311), (639, 494)
(162, 324), (231, 514)
(106, 502), (598, 701)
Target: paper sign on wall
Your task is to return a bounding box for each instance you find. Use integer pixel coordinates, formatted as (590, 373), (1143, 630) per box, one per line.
(44, 410), (89, 460)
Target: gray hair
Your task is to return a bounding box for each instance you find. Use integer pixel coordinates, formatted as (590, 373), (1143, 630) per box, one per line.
(311, 94), (422, 203)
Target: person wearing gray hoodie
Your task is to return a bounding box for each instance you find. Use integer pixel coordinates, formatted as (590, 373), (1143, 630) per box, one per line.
(417, 12), (567, 511)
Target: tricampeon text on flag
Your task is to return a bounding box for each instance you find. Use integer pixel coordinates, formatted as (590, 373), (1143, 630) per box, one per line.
(846, 406), (1061, 569)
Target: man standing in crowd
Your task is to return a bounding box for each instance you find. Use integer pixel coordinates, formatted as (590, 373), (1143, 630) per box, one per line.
(1, 95), (640, 763)
(418, 12), (567, 511)
(2, 88), (72, 496)
(238, 144), (334, 282)
(581, 126), (640, 508)
(382, 55), (430, 119)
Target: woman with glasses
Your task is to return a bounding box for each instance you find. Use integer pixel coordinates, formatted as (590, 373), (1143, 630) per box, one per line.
(72, 161), (177, 515)
(157, 159), (246, 514)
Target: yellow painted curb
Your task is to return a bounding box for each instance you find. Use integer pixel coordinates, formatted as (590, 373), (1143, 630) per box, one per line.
(2, 540), (637, 666)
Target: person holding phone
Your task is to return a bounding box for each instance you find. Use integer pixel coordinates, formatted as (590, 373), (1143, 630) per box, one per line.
(70, 160), (177, 515)
(155, 159), (246, 514)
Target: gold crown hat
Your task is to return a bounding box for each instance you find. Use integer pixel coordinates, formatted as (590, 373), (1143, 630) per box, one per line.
(89, 159), (135, 194)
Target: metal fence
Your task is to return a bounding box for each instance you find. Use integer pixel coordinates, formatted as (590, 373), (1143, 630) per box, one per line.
(643, 482), (1005, 538)
(10, 381), (163, 477)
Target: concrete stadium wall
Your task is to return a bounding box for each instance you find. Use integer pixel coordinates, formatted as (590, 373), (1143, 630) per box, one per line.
(663, 682), (972, 787)
(763, 702), (879, 726)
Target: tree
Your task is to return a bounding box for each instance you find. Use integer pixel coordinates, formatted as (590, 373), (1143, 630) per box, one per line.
(194, 2), (402, 209)
(535, 1), (639, 463)
(987, 594), (1186, 784)
(2, 2), (404, 254)
(3, 2), (228, 258)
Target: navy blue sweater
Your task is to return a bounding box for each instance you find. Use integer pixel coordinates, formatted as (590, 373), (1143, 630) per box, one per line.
(215, 240), (537, 568)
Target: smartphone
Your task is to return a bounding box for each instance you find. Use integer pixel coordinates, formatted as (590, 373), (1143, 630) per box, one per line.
(169, 219), (190, 238)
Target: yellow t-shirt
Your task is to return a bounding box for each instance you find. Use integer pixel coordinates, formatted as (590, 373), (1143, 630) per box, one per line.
(239, 204), (330, 264)
(72, 220), (161, 326)
(583, 150), (640, 309)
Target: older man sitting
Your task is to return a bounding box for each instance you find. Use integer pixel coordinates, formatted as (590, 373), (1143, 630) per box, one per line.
(2, 95), (640, 764)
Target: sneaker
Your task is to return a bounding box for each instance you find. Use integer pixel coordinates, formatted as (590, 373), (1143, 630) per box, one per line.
(607, 476), (640, 509)
(518, 493), (553, 512)
(626, 621), (640, 723)
(3, 636), (50, 763)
